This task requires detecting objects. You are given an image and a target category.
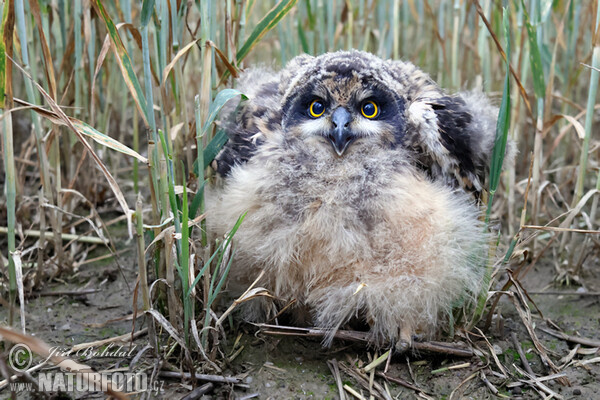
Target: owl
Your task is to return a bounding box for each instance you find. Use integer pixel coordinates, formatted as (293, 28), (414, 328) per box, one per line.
(206, 50), (505, 348)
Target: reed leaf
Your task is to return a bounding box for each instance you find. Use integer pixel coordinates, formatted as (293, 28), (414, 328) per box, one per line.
(93, 0), (149, 125)
(487, 9), (512, 222)
(236, 0), (298, 64)
(13, 98), (147, 163)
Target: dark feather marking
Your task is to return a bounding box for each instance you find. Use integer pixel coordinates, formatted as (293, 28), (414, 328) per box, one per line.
(214, 125), (264, 177)
(431, 96), (476, 175)
(215, 81), (281, 177)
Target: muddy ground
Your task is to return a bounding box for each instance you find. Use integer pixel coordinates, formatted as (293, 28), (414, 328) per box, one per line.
(1, 235), (599, 399)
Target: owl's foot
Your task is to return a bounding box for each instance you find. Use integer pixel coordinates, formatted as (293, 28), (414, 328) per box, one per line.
(395, 326), (414, 353)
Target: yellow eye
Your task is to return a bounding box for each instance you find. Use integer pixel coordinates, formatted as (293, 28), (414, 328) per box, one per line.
(309, 100), (325, 118)
(361, 101), (378, 119)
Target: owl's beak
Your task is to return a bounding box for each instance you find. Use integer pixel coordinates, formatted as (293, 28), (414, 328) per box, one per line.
(328, 107), (355, 156)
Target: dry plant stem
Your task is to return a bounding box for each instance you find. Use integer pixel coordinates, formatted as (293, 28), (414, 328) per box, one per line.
(0, 227), (104, 245)
(479, 371), (502, 397)
(377, 372), (423, 394)
(512, 364), (564, 399)
(38, 288), (100, 296)
(338, 361), (392, 400)
(158, 370), (241, 384)
(2, 111), (17, 326)
(215, 270), (266, 326)
(258, 324), (473, 357)
(511, 332), (535, 376)
(343, 384), (365, 400)
(484, 155), (536, 331)
(522, 225), (600, 234)
(363, 350), (390, 373)
(431, 362), (471, 374)
(473, 0), (532, 117)
(538, 327), (600, 348)
(327, 359), (347, 400)
(448, 369), (481, 400)
(70, 328), (148, 352)
(135, 195), (157, 354)
(180, 382), (214, 400)
(530, 291), (600, 296)
(508, 276), (570, 386)
(473, 327), (507, 378)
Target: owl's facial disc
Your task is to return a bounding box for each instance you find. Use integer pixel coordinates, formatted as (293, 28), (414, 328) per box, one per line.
(282, 74), (407, 155)
(328, 107), (355, 156)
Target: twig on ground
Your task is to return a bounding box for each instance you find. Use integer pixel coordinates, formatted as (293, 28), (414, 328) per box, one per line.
(538, 326), (600, 348)
(180, 382), (214, 400)
(529, 291), (600, 296)
(448, 369), (481, 400)
(0, 227), (108, 244)
(237, 394), (260, 400)
(70, 328), (148, 352)
(508, 276), (570, 386)
(511, 332), (535, 376)
(512, 364), (565, 399)
(377, 372), (423, 393)
(258, 324), (474, 357)
(327, 359), (346, 400)
(343, 384), (366, 400)
(338, 361), (391, 400)
(431, 362), (471, 374)
(39, 288), (100, 296)
(158, 370), (242, 384)
(363, 350), (390, 373)
(473, 327), (508, 378)
(479, 371), (507, 397)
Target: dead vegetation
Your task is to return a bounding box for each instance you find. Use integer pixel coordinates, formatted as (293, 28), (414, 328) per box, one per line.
(1, 0), (600, 398)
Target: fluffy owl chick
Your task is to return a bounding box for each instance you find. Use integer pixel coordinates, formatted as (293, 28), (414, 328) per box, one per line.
(207, 50), (503, 347)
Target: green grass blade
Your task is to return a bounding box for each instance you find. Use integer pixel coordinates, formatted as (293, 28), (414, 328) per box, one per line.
(236, 0), (298, 64)
(180, 162), (191, 344)
(0, 0), (10, 108)
(521, 2), (546, 101)
(192, 88), (248, 175)
(200, 88), (246, 136)
(487, 8), (512, 222)
(187, 212), (246, 298)
(192, 129), (229, 176)
(141, 0), (155, 27)
(189, 179), (206, 219)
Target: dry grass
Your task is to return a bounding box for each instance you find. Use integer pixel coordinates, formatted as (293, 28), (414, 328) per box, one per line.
(1, 0), (600, 398)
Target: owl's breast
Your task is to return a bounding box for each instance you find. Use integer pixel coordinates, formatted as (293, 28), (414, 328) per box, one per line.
(258, 144), (400, 229)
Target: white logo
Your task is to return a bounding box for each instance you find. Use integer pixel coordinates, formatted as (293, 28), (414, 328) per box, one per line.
(9, 344), (33, 372)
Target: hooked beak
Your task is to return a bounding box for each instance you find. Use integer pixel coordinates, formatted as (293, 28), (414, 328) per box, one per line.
(328, 107), (355, 156)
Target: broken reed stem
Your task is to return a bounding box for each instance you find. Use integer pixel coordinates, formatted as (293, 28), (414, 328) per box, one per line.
(0, 227), (108, 244)
(135, 195), (150, 311)
(574, 2), (600, 204)
(2, 111), (17, 326)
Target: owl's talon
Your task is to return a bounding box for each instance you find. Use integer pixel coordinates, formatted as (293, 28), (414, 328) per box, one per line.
(395, 338), (411, 354)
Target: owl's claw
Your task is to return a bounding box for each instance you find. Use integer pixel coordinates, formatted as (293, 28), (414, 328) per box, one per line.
(395, 338), (411, 353)
(395, 326), (414, 353)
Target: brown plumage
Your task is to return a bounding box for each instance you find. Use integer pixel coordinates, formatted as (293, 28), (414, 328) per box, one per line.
(207, 50), (507, 347)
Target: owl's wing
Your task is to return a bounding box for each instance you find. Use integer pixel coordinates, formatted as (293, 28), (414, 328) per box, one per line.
(212, 69), (282, 177)
(405, 90), (503, 196)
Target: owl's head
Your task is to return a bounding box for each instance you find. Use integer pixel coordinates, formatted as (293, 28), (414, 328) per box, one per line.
(218, 50), (501, 195)
(279, 51), (437, 156)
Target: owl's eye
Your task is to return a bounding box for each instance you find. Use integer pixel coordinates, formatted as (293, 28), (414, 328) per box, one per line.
(361, 101), (379, 119)
(309, 100), (325, 118)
